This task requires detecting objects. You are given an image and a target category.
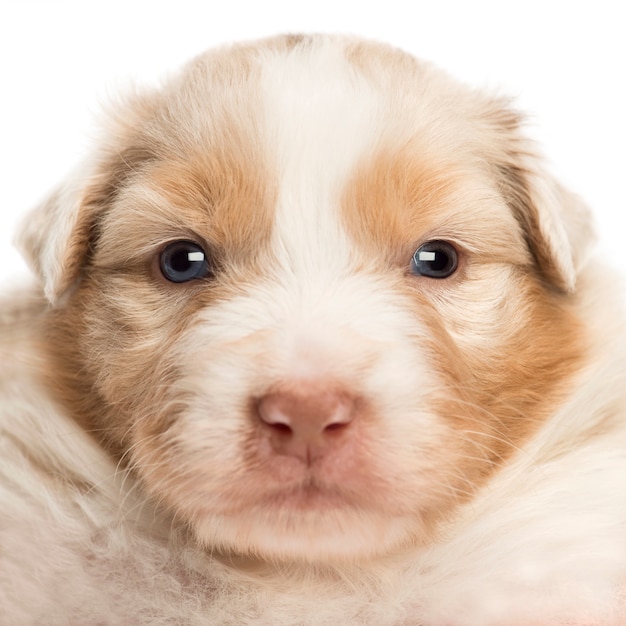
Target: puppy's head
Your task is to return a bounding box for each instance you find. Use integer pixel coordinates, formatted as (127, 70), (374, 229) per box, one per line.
(19, 35), (591, 562)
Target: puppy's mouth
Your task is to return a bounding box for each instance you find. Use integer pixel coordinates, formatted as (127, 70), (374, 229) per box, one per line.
(253, 477), (363, 513)
(200, 466), (371, 520)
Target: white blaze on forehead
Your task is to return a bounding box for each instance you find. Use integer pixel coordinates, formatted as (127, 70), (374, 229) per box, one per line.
(259, 41), (384, 274)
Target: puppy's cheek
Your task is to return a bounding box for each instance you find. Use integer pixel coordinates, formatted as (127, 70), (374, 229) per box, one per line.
(62, 275), (206, 443)
(417, 266), (586, 459)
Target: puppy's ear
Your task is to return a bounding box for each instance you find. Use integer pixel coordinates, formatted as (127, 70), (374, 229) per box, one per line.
(16, 163), (100, 304)
(493, 111), (594, 293)
(16, 92), (155, 305)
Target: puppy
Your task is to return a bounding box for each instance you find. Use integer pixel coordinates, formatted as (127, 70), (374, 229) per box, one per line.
(1, 34), (626, 625)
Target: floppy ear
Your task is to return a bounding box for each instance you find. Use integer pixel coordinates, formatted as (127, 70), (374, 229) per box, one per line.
(15, 162), (100, 305)
(517, 169), (591, 293)
(492, 112), (594, 293)
(15, 91), (157, 305)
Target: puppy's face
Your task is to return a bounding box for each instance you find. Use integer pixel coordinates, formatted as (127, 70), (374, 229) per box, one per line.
(22, 36), (588, 562)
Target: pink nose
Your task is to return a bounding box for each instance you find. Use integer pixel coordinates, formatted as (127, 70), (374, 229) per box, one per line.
(255, 387), (356, 463)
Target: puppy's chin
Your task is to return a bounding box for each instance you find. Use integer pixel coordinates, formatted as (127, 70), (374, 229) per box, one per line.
(192, 504), (416, 563)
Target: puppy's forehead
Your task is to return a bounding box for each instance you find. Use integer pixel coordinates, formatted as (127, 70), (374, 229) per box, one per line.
(102, 37), (522, 269)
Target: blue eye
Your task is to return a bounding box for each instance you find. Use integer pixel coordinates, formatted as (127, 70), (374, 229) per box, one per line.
(411, 240), (458, 278)
(159, 241), (210, 283)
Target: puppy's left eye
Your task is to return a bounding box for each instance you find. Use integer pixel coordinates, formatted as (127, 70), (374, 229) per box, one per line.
(411, 240), (458, 278)
(159, 241), (211, 283)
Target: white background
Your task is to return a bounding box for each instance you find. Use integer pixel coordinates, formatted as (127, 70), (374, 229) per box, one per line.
(1, 1), (624, 291)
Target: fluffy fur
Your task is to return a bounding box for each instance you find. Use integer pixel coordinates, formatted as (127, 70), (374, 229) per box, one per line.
(2, 34), (626, 625)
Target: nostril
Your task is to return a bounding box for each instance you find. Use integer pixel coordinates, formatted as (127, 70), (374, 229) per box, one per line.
(323, 420), (348, 433)
(269, 421), (292, 436)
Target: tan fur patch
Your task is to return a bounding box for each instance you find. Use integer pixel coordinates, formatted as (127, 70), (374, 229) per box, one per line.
(342, 146), (530, 270)
(345, 38), (422, 84)
(42, 46), (277, 454)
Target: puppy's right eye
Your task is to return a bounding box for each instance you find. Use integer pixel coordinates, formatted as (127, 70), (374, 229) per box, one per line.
(159, 241), (211, 283)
